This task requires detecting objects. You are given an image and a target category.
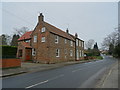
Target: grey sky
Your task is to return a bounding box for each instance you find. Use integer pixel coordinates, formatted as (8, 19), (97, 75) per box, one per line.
(1, 2), (118, 48)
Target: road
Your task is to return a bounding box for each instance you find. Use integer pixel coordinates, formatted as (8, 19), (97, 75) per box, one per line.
(2, 55), (117, 88)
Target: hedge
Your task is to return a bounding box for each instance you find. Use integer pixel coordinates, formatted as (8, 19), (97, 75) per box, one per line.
(0, 45), (17, 58)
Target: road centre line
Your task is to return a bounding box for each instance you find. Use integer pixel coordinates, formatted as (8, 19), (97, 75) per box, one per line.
(25, 74), (64, 88)
(72, 63), (102, 73)
(76, 60), (104, 68)
(26, 80), (49, 89)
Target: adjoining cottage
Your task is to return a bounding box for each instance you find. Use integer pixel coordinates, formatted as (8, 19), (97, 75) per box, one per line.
(17, 13), (84, 63)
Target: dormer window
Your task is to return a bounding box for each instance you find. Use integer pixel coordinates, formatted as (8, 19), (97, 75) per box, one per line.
(55, 35), (59, 43)
(41, 27), (46, 32)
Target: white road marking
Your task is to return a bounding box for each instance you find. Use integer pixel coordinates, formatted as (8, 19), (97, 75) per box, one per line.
(72, 69), (83, 72)
(49, 74), (64, 81)
(25, 74), (64, 88)
(26, 80), (49, 89)
(72, 63), (101, 73)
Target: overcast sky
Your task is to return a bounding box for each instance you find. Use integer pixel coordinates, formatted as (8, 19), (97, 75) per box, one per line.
(1, 2), (118, 48)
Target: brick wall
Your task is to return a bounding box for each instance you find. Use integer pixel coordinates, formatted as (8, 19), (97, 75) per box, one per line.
(48, 33), (75, 63)
(17, 42), (26, 61)
(0, 58), (21, 68)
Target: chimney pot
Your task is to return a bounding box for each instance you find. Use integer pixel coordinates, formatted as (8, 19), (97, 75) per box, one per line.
(66, 28), (69, 33)
(75, 33), (78, 38)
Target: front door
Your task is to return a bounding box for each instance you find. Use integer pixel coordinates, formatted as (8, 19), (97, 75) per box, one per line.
(25, 48), (32, 61)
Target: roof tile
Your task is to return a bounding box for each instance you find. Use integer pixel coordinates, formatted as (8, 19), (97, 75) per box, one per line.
(18, 31), (32, 41)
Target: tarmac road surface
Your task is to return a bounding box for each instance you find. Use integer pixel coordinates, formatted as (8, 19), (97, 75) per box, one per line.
(2, 55), (117, 88)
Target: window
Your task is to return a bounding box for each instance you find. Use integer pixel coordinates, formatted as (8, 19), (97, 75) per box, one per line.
(65, 56), (67, 59)
(56, 49), (60, 57)
(34, 35), (37, 42)
(82, 51), (84, 57)
(41, 37), (45, 42)
(79, 41), (81, 47)
(70, 41), (73, 46)
(55, 35), (59, 43)
(65, 39), (67, 44)
(82, 42), (84, 47)
(18, 50), (22, 57)
(32, 48), (36, 56)
(25, 40), (30, 43)
(80, 50), (81, 57)
(76, 39), (79, 46)
(65, 49), (67, 54)
(70, 50), (73, 57)
(41, 27), (46, 32)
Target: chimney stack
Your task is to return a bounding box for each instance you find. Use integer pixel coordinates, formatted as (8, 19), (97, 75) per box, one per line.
(66, 28), (69, 33)
(75, 33), (78, 38)
(38, 13), (44, 22)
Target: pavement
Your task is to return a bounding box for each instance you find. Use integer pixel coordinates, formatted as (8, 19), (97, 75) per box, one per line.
(96, 59), (119, 88)
(1, 59), (99, 77)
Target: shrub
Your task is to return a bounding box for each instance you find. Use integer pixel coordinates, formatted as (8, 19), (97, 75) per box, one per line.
(1, 45), (17, 58)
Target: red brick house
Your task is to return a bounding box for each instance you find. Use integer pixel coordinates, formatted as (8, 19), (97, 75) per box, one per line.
(17, 13), (84, 63)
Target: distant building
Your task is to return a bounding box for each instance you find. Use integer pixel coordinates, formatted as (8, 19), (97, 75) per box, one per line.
(17, 13), (84, 63)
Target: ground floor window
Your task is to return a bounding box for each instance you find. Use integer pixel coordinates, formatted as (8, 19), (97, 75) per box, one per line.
(70, 50), (73, 57)
(82, 50), (84, 57)
(56, 49), (60, 57)
(76, 49), (79, 60)
(32, 48), (36, 56)
(80, 50), (82, 57)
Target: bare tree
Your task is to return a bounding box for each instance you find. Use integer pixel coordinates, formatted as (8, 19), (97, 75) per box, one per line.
(0, 34), (12, 45)
(85, 39), (95, 49)
(13, 27), (29, 36)
(102, 31), (118, 50)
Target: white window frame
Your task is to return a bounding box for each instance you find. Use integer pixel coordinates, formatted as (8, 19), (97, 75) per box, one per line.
(76, 39), (79, 46)
(41, 37), (45, 42)
(55, 35), (59, 43)
(70, 41), (73, 46)
(82, 42), (84, 47)
(56, 49), (60, 57)
(65, 49), (67, 54)
(41, 27), (46, 32)
(79, 41), (81, 47)
(34, 35), (37, 42)
(70, 50), (73, 57)
(65, 39), (67, 44)
(25, 40), (30, 43)
(32, 48), (36, 56)
(82, 50), (84, 57)
(80, 50), (81, 57)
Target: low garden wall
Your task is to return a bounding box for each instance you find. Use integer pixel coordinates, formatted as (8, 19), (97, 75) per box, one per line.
(0, 45), (21, 69)
(0, 58), (21, 69)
